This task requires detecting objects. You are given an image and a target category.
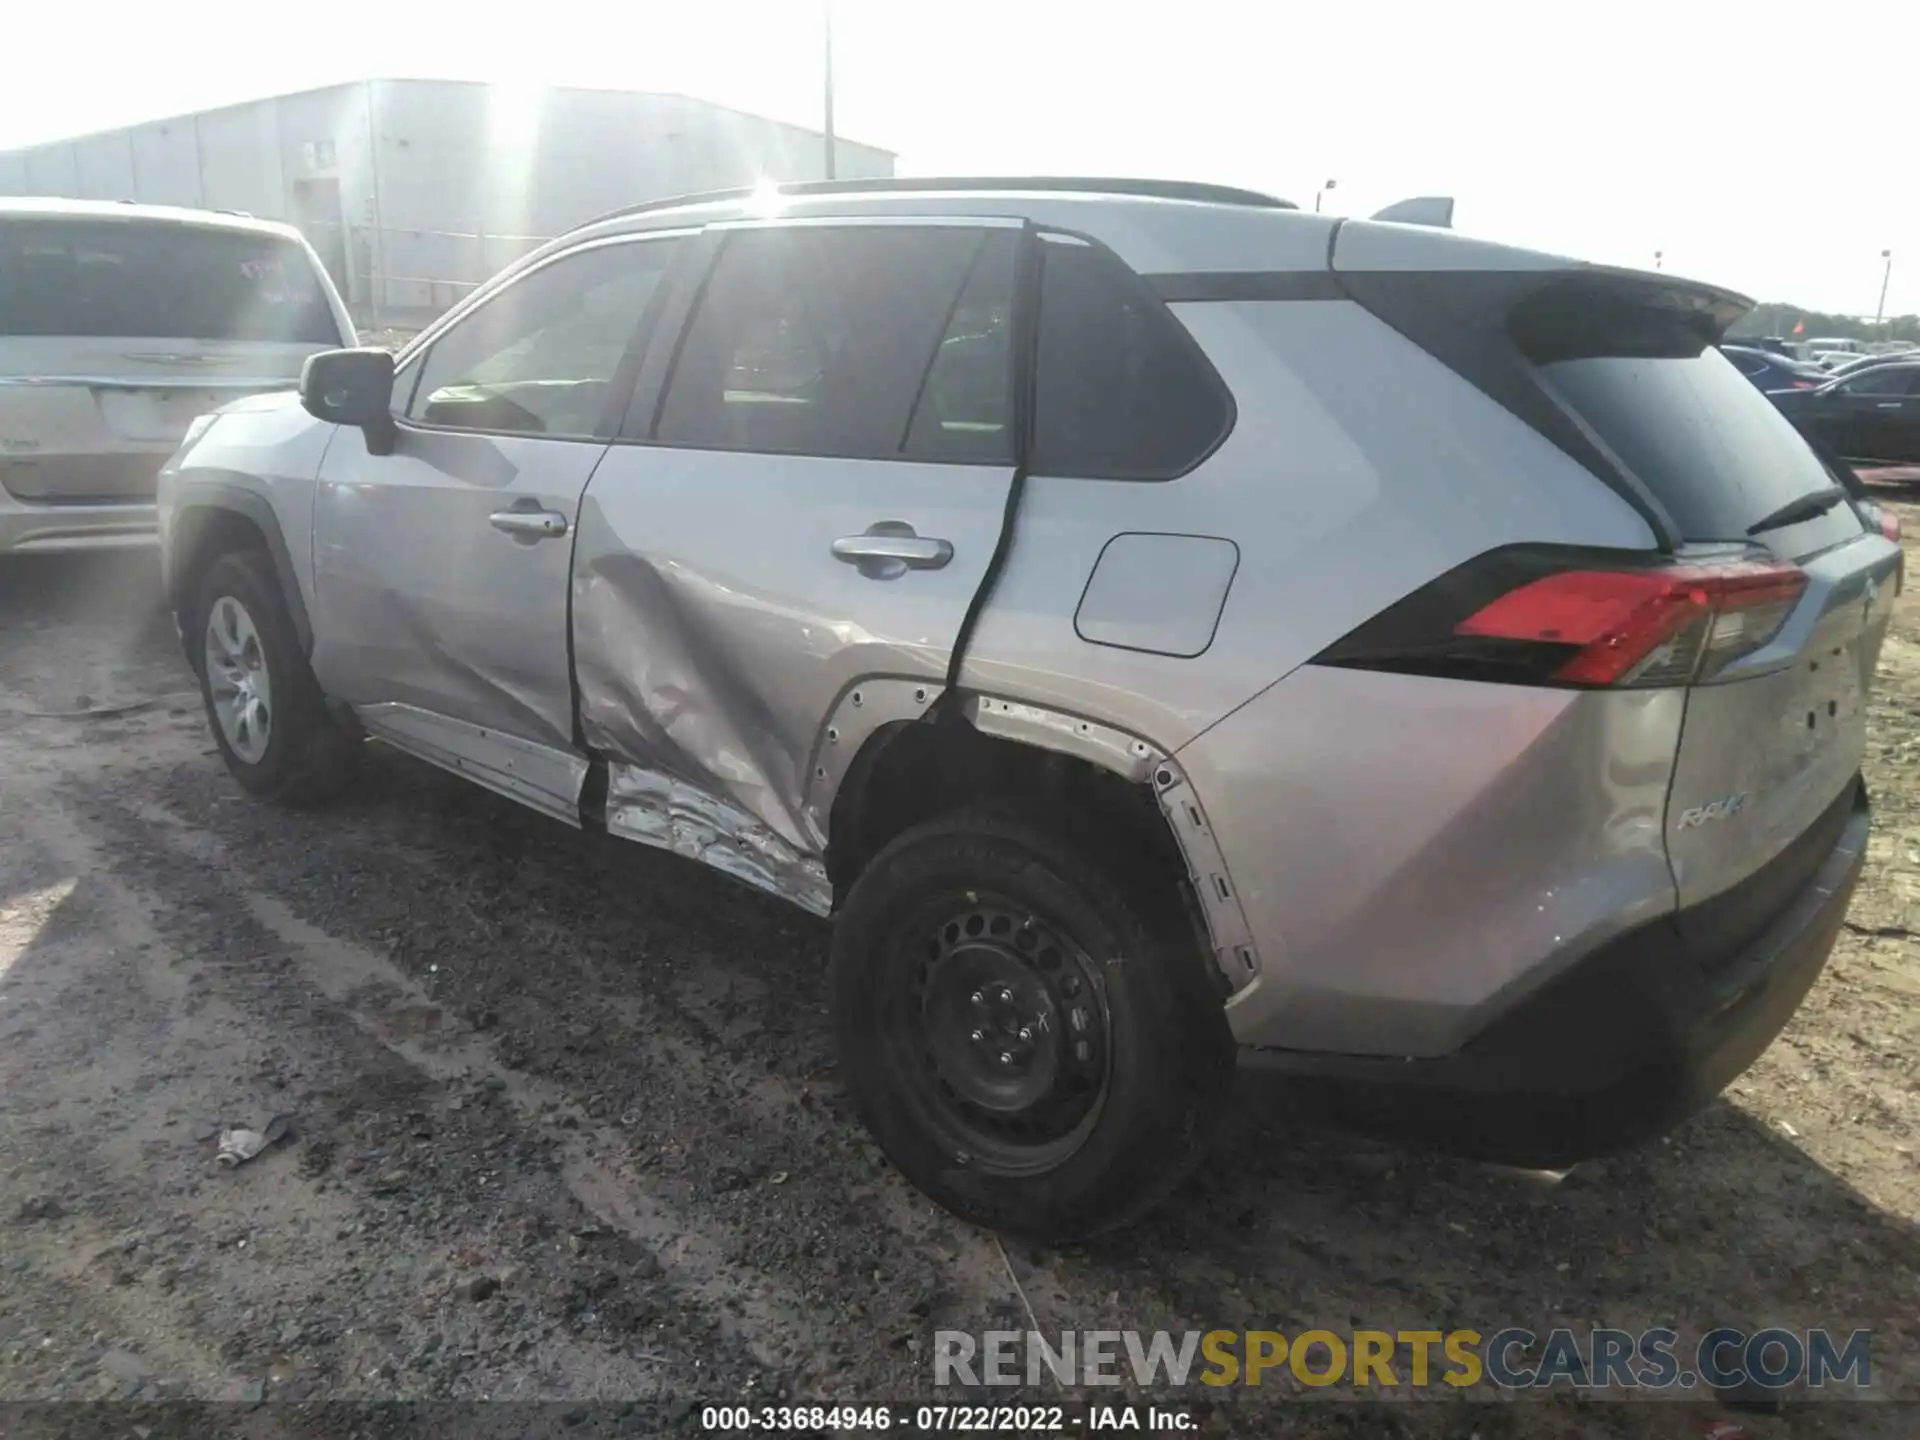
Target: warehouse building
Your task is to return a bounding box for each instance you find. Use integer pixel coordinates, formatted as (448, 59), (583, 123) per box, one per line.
(0, 79), (895, 323)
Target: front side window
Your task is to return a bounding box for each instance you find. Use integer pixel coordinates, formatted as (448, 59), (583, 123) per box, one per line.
(407, 238), (679, 440)
(0, 218), (340, 344)
(654, 224), (1012, 462)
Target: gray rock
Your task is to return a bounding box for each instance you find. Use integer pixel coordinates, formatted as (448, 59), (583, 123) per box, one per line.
(98, 1350), (147, 1394)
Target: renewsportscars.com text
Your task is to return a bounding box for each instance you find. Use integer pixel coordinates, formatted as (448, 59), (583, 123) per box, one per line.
(933, 1327), (1872, 1392)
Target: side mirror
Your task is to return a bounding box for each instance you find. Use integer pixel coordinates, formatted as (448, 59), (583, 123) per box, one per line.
(300, 348), (395, 429)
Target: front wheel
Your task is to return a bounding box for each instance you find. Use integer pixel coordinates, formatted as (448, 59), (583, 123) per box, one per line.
(831, 805), (1233, 1240)
(192, 549), (358, 805)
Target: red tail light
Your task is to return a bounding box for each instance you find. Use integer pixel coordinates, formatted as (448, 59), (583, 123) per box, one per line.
(1456, 562), (1806, 685)
(1319, 548), (1807, 689)
(1879, 508), (1902, 543)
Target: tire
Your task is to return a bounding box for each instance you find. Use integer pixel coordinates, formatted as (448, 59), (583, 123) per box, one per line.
(191, 548), (358, 805)
(831, 803), (1233, 1240)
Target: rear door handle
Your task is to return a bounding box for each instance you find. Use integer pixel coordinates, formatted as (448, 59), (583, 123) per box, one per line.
(832, 522), (953, 580)
(489, 509), (570, 540)
(1877, 402), (1904, 410)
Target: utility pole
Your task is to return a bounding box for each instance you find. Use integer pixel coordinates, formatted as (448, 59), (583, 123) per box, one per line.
(823, 0), (837, 180)
(1654, 249), (1664, 271)
(1314, 178), (1337, 214)
(1877, 249), (1893, 325)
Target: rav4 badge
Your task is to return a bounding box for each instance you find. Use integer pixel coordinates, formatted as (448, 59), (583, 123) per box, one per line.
(1676, 793), (1751, 830)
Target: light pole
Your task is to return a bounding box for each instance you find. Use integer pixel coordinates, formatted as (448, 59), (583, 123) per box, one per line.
(1654, 249), (1664, 271)
(822, 0), (837, 180)
(1314, 178), (1337, 214)
(1876, 249), (1893, 326)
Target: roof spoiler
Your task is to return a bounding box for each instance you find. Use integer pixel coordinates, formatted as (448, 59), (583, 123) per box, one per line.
(1370, 196), (1455, 228)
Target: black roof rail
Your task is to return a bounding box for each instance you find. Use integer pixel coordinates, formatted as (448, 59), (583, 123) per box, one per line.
(571, 174), (1298, 236)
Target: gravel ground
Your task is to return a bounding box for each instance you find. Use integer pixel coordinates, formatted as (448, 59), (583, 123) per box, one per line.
(1, 517), (1917, 1440)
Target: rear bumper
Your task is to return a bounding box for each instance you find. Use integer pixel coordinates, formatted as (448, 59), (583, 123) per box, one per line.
(0, 492), (157, 553)
(1240, 779), (1870, 1168)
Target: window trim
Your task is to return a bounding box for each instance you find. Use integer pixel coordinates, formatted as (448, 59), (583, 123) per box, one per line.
(616, 215), (1027, 469)
(392, 228), (695, 445)
(1024, 226), (1238, 484)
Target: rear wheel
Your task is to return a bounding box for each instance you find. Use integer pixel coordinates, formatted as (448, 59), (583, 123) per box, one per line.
(192, 549), (358, 804)
(831, 805), (1232, 1239)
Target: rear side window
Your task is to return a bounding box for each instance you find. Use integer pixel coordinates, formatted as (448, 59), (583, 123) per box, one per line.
(656, 225), (1013, 462)
(1030, 236), (1231, 480)
(1542, 349), (1863, 553)
(902, 234), (1018, 464)
(0, 218), (340, 344)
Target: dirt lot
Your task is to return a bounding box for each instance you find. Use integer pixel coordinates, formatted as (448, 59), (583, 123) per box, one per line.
(2, 507), (1917, 1440)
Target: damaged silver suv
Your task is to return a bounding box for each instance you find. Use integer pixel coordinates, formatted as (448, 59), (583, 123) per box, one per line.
(159, 178), (1895, 1239)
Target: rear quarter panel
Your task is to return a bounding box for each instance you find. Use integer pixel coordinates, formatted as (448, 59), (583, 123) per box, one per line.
(963, 298), (1658, 747)
(962, 297), (1675, 1057)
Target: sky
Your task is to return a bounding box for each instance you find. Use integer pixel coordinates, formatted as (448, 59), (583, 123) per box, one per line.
(2, 0), (1913, 317)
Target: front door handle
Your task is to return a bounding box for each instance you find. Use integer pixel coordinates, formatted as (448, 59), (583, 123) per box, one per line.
(1876, 402), (1904, 410)
(489, 509), (570, 540)
(832, 521), (954, 580)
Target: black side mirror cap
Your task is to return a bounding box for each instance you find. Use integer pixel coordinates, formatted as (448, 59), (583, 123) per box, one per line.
(300, 348), (396, 430)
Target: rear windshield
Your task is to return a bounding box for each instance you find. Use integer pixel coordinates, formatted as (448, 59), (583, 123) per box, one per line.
(1542, 349), (1864, 554)
(0, 218), (341, 344)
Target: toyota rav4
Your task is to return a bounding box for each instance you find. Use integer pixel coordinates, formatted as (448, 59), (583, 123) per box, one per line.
(158, 177), (1896, 1239)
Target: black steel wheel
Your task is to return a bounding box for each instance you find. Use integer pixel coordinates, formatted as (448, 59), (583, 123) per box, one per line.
(832, 803), (1233, 1239)
(890, 894), (1111, 1174)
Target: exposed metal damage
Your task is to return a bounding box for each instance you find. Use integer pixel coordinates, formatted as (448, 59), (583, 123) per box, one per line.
(606, 762), (833, 917)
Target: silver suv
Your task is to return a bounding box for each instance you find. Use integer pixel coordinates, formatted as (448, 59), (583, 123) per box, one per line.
(2, 199), (353, 554)
(158, 178), (1896, 1239)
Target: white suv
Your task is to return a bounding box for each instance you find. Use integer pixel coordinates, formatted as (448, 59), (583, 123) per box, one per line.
(0, 198), (352, 554)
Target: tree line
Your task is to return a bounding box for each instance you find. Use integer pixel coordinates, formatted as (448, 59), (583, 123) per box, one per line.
(1728, 302), (1920, 345)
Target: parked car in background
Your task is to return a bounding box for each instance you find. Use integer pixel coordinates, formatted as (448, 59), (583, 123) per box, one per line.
(1800, 336), (1866, 363)
(0, 199), (353, 555)
(1830, 350), (1920, 378)
(157, 176), (1895, 1238)
(1773, 360), (1920, 463)
(1721, 343), (1827, 391)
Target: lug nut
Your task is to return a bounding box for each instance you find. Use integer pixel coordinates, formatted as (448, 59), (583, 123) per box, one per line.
(999, 1051), (1014, 1066)
(970, 1029), (984, 1043)
(971, 991), (984, 1005)
(1018, 1026), (1032, 1042)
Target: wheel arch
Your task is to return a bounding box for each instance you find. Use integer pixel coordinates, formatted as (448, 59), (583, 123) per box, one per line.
(166, 477), (312, 659)
(821, 688), (1259, 999)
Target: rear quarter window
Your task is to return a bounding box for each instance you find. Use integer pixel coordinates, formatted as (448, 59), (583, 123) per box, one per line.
(0, 218), (341, 344)
(1030, 236), (1232, 481)
(1542, 349), (1864, 555)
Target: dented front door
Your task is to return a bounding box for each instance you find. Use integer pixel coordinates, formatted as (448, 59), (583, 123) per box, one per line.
(570, 217), (1024, 909)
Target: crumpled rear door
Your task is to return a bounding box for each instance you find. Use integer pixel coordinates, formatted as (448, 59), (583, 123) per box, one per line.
(572, 219), (1026, 907)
